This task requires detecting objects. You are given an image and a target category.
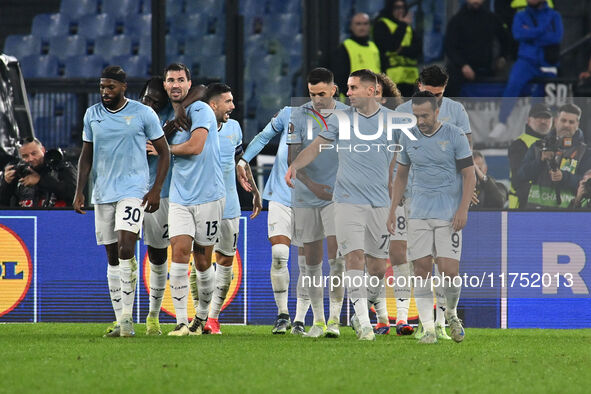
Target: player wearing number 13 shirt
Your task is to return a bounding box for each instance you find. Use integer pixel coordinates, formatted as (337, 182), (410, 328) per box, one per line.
(74, 66), (170, 338)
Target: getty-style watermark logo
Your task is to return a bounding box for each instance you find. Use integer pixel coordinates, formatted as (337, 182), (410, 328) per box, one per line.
(305, 107), (418, 152)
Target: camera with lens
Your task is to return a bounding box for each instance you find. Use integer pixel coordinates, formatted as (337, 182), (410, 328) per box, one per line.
(8, 148), (63, 180)
(8, 159), (31, 179)
(540, 135), (560, 171)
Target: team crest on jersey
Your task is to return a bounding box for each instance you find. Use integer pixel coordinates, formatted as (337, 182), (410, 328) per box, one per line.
(123, 116), (134, 125)
(0, 224), (33, 317)
(438, 141), (449, 151)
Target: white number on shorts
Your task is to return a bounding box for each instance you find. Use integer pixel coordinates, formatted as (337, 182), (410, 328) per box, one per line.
(451, 232), (460, 248)
(123, 206), (141, 222)
(206, 221), (218, 236)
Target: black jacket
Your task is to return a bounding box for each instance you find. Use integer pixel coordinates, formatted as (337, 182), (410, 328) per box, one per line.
(0, 160), (76, 207)
(373, 13), (421, 72)
(508, 125), (547, 207)
(445, 4), (510, 73)
(473, 175), (506, 209)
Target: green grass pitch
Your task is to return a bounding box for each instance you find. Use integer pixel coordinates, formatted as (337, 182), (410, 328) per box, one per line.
(1, 324), (590, 393)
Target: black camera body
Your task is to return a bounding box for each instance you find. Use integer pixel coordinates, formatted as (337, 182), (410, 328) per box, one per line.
(10, 159), (31, 179)
(540, 136), (560, 171)
(8, 148), (63, 180)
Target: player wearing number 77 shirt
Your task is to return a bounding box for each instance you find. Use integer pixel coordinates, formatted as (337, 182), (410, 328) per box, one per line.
(74, 66), (170, 338)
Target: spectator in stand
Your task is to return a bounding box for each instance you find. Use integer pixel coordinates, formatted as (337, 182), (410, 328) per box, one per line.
(373, 0), (421, 97)
(330, 13), (382, 97)
(471, 150), (507, 209)
(555, 0), (591, 78)
(490, 0), (563, 140)
(508, 103), (554, 208)
(579, 54), (591, 83)
(444, 0), (511, 97)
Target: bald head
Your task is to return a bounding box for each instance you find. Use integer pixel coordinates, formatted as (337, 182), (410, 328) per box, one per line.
(350, 13), (370, 38)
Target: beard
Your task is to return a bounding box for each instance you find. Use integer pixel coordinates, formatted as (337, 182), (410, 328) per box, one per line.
(102, 93), (123, 110)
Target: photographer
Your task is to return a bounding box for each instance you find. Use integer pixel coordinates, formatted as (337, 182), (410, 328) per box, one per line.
(569, 170), (591, 209)
(0, 137), (76, 207)
(472, 151), (507, 209)
(515, 104), (591, 209)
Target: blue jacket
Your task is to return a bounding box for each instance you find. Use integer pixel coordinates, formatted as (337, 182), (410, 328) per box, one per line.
(512, 3), (563, 66)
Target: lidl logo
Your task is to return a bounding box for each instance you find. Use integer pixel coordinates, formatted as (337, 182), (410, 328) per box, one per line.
(142, 248), (242, 318)
(0, 224), (32, 317)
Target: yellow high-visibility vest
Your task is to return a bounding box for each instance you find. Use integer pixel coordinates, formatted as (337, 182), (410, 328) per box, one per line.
(509, 133), (540, 208)
(511, 0), (554, 9)
(342, 38), (381, 74)
(376, 17), (418, 85)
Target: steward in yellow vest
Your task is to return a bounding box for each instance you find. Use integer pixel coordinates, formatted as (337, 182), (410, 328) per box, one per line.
(331, 13), (381, 97)
(373, 0), (420, 97)
(508, 103), (553, 208)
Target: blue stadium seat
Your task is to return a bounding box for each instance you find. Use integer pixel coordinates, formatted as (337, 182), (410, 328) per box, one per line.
(3, 35), (42, 59)
(63, 55), (106, 77)
(31, 13), (72, 37)
(111, 55), (150, 77)
(166, 0), (184, 18)
(101, 0), (141, 18)
(124, 14), (151, 35)
(139, 35), (179, 58)
(19, 55), (60, 78)
(139, 0), (151, 14)
(185, 35), (223, 57)
(267, 13), (300, 38)
(93, 35), (132, 58)
(59, 0), (99, 19)
(169, 14), (207, 38)
(199, 55), (225, 79)
(48, 35), (88, 59)
(77, 14), (116, 37)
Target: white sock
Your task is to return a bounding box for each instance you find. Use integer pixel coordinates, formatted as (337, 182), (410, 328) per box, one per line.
(107, 264), (122, 323)
(414, 276), (435, 331)
(294, 255), (310, 323)
(328, 257), (344, 323)
(169, 262), (189, 325)
(196, 265), (214, 320)
(433, 266), (447, 325)
(345, 269), (370, 328)
(392, 263), (411, 323)
(189, 263), (199, 310)
(148, 262), (168, 318)
(119, 257), (138, 317)
(270, 244), (290, 315)
(307, 263), (325, 324)
(210, 264), (233, 319)
(443, 276), (461, 319)
(367, 276), (388, 324)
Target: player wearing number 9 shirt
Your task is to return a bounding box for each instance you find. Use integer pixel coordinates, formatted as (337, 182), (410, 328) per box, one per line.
(74, 66), (170, 338)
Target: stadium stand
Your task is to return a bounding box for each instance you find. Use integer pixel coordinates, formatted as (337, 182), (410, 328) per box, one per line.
(3, 35), (42, 59)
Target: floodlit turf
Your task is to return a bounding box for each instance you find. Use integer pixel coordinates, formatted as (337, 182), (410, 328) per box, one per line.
(1, 324), (590, 393)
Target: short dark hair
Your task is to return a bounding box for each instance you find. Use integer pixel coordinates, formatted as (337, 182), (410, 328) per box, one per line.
(164, 63), (191, 81)
(418, 65), (448, 87)
(18, 136), (42, 147)
(307, 67), (334, 85)
(101, 65), (126, 83)
(203, 83), (232, 103)
(558, 103), (582, 119)
(139, 76), (165, 98)
(350, 69), (378, 85)
(411, 90), (438, 111)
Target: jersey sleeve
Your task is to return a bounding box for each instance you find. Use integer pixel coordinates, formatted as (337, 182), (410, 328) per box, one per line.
(453, 128), (472, 160)
(397, 136), (410, 166)
(286, 107), (304, 145)
(143, 107), (165, 141)
(189, 103), (212, 133)
(235, 123), (244, 156)
(455, 102), (472, 135)
(82, 109), (92, 142)
(241, 110), (285, 162)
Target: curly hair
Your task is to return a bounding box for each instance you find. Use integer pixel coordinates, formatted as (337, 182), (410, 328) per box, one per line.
(376, 73), (403, 109)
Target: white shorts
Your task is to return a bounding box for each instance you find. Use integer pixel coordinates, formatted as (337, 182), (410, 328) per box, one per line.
(268, 200), (293, 240)
(389, 205), (407, 242)
(407, 219), (462, 261)
(334, 203), (390, 259)
(94, 198), (144, 245)
(293, 203), (336, 243)
(215, 217), (240, 256)
(143, 198), (170, 249)
(168, 198), (225, 246)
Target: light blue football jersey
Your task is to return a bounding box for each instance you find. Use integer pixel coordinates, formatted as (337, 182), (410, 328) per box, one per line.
(168, 101), (225, 206)
(397, 122), (472, 221)
(218, 119), (243, 219)
(242, 107), (292, 207)
(82, 99), (164, 204)
(147, 105), (173, 199)
(319, 105), (397, 207)
(396, 97), (471, 135)
(287, 100), (348, 208)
